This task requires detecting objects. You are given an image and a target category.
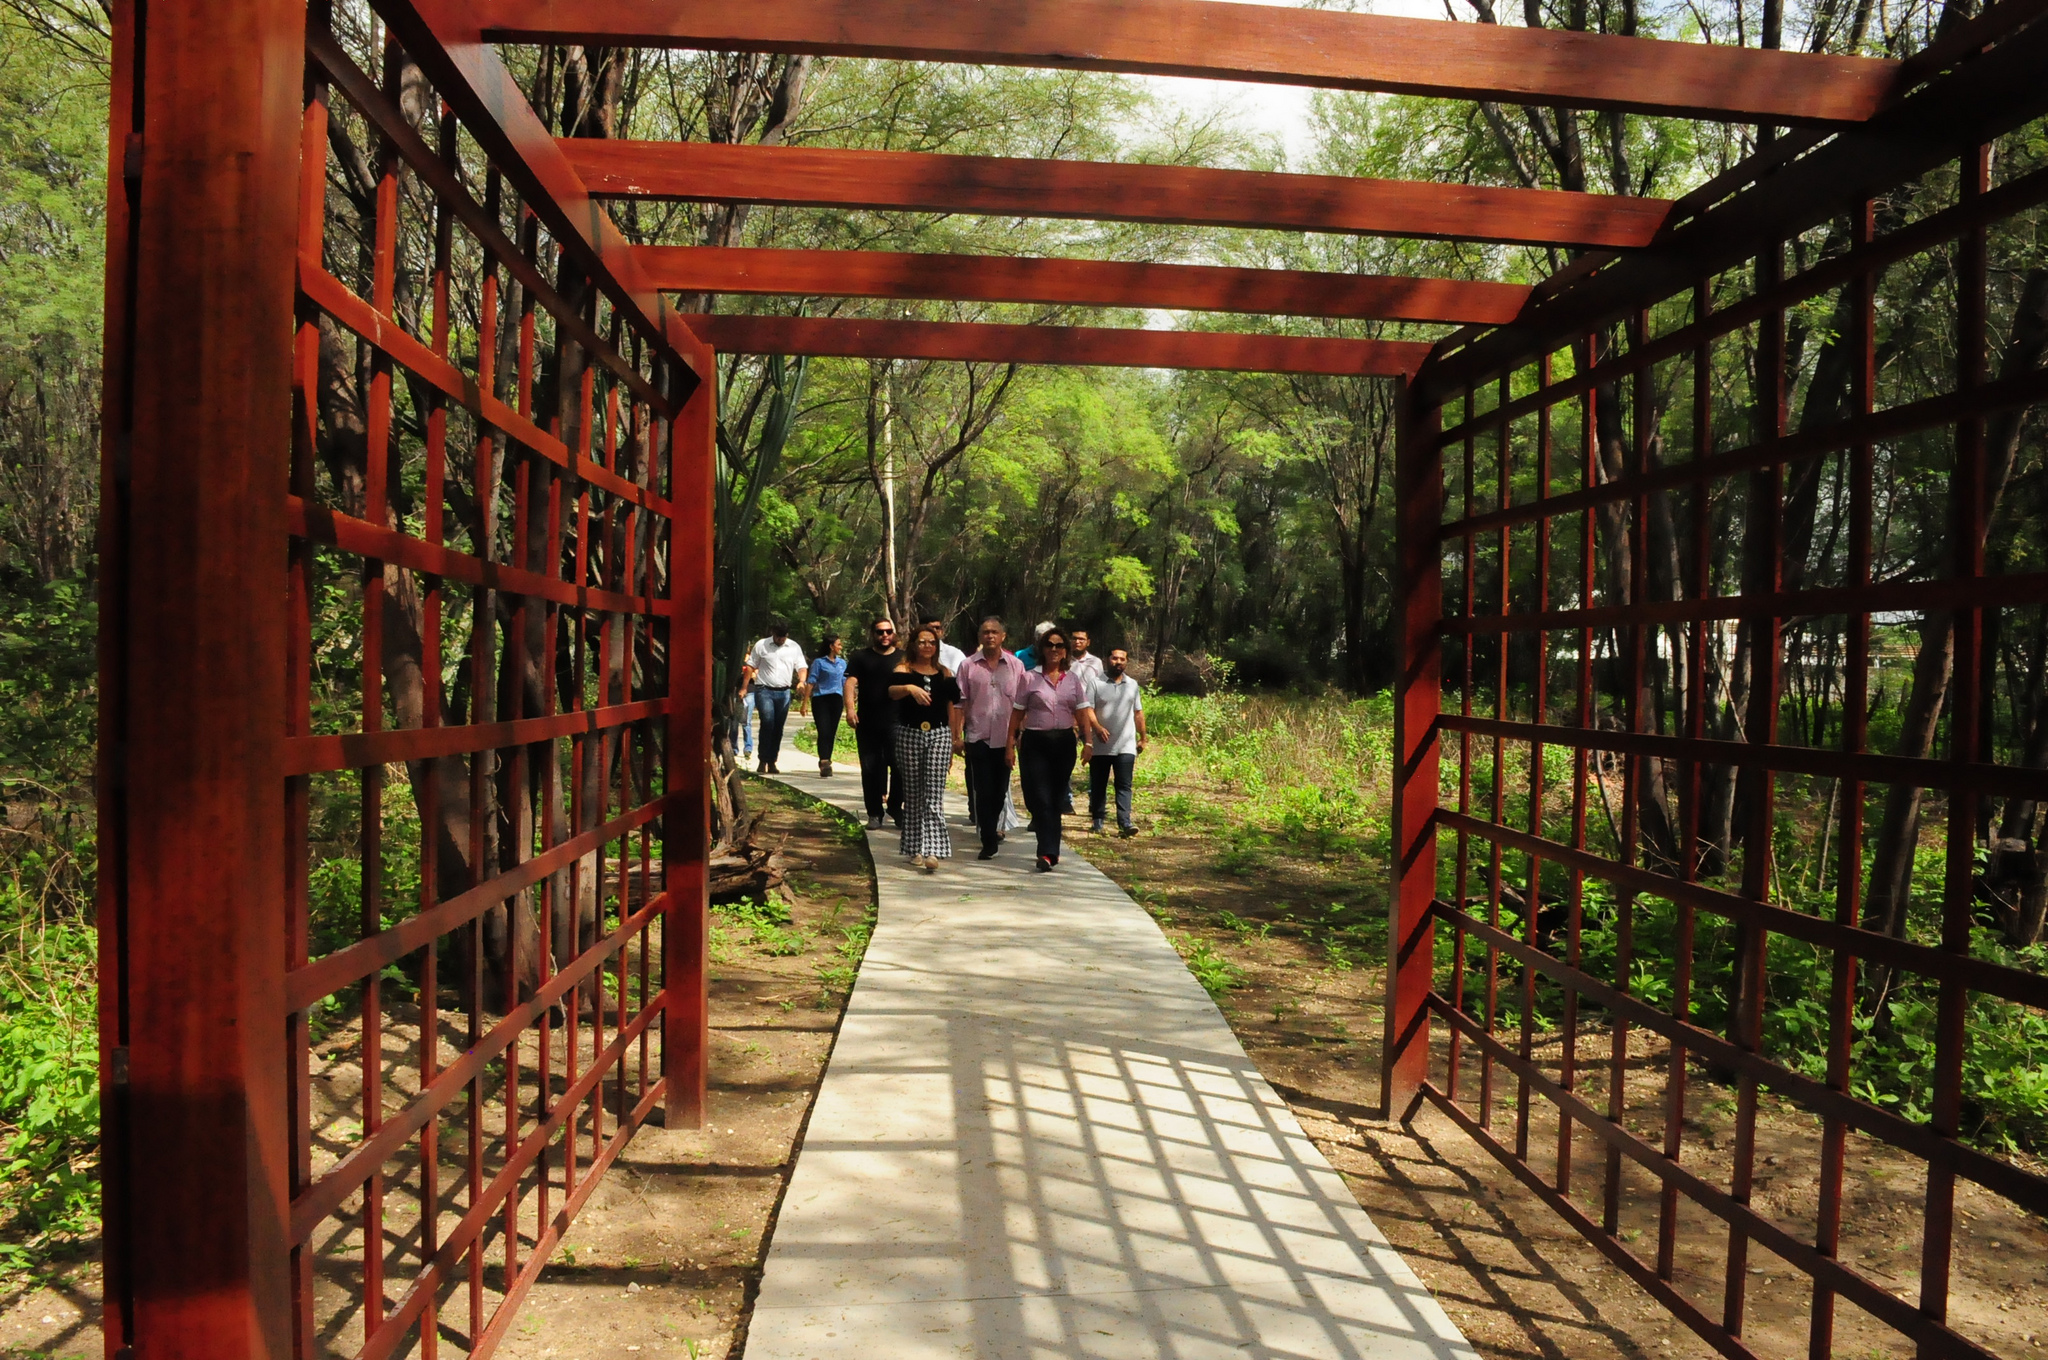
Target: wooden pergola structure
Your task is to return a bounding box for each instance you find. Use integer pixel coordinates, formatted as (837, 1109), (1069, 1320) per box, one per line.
(96, 0), (2048, 1356)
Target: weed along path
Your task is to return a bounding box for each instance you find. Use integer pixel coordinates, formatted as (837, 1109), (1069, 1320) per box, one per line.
(755, 743), (1477, 1360)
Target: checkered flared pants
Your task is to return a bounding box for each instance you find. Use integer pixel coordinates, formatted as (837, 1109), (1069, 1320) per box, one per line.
(893, 723), (954, 859)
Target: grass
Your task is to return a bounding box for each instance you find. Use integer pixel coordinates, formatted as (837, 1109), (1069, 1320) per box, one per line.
(1172, 936), (1245, 998)
(0, 807), (98, 1282)
(712, 896), (813, 960)
(1090, 691), (1395, 1057)
(1126, 686), (2048, 1156)
(813, 908), (873, 999)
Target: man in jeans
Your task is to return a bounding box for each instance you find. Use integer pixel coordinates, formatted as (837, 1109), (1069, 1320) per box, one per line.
(957, 616), (1025, 860)
(730, 659), (756, 764)
(1087, 648), (1146, 837)
(746, 618), (806, 774)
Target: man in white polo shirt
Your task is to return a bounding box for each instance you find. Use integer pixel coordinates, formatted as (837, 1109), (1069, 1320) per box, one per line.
(1067, 627), (1105, 812)
(747, 618), (806, 774)
(922, 614), (967, 674)
(1086, 647), (1146, 837)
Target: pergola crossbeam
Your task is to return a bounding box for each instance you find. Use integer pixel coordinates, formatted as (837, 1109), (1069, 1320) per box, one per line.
(640, 247), (1529, 325)
(474, 0), (1899, 124)
(565, 140), (1674, 251)
(690, 313), (1429, 375)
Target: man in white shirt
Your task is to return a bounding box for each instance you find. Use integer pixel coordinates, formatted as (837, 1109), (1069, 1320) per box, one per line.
(1087, 648), (1146, 837)
(1068, 629), (1105, 688)
(747, 618), (806, 774)
(923, 615), (967, 674)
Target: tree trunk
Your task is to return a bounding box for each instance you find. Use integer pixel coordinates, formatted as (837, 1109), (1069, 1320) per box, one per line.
(1340, 538), (1370, 694)
(1863, 266), (2048, 952)
(1996, 608), (2048, 842)
(1862, 617), (1954, 943)
(1589, 350), (1682, 869)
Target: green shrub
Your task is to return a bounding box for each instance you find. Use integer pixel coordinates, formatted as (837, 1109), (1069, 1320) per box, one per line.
(1273, 784), (1369, 859)
(0, 577), (96, 788)
(1214, 824), (1268, 877)
(0, 820), (98, 1274)
(1173, 936), (1244, 998)
(814, 913), (874, 996)
(715, 896), (813, 957)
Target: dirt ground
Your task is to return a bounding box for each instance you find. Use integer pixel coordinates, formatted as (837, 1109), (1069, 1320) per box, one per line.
(1082, 813), (2048, 1360)
(0, 776), (875, 1360)
(489, 779), (873, 1360)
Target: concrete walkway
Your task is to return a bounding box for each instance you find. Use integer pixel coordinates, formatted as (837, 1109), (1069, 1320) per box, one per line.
(748, 725), (1476, 1360)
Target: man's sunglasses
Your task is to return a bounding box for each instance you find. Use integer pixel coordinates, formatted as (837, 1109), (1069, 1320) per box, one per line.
(872, 626), (895, 635)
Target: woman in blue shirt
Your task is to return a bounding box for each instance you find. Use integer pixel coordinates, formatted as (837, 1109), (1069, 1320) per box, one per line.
(801, 633), (848, 777)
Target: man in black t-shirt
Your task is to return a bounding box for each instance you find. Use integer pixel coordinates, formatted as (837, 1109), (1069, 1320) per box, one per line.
(843, 617), (905, 829)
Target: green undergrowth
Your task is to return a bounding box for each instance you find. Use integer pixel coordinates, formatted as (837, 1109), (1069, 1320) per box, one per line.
(1446, 856), (2048, 1154)
(715, 786), (875, 1005)
(1143, 690), (1397, 874)
(0, 577), (102, 1283)
(0, 816), (99, 1280)
(1172, 935), (1244, 998)
(713, 896), (813, 960)
(1120, 691), (1395, 1020)
(803, 795), (876, 1000)
(1137, 688), (2048, 1157)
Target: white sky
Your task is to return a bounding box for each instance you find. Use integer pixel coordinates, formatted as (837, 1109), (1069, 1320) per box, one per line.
(1128, 0), (1452, 167)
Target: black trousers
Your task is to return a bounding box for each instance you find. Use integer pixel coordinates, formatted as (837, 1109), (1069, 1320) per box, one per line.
(1089, 753), (1136, 829)
(854, 719), (902, 820)
(963, 741), (1012, 852)
(811, 694), (844, 761)
(1018, 728), (1077, 862)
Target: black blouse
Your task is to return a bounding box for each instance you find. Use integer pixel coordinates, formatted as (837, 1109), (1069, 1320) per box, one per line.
(891, 667), (961, 728)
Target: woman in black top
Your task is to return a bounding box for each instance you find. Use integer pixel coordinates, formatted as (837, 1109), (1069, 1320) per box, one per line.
(888, 626), (964, 871)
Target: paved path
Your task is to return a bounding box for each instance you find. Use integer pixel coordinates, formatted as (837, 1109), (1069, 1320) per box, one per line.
(746, 724), (1476, 1360)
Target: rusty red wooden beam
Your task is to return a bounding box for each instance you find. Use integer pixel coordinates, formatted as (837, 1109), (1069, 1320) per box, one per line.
(101, 0), (302, 1348)
(665, 330), (715, 1130)
(689, 313), (1429, 375)
(476, 0), (1899, 124)
(639, 246), (1530, 325)
(1386, 379), (1442, 1115)
(566, 140), (1674, 251)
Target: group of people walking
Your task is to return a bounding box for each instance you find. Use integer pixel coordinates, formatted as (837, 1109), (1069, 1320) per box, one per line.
(734, 614), (1146, 874)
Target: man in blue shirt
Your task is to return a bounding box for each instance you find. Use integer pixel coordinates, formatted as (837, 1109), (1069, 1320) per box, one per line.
(1013, 620), (1055, 673)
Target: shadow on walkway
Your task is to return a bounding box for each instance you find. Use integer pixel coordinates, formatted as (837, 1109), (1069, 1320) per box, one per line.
(746, 735), (1477, 1359)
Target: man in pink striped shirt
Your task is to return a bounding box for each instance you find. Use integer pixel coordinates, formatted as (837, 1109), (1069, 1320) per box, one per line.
(957, 616), (1026, 860)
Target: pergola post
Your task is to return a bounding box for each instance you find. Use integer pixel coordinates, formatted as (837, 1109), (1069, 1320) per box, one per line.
(96, 0), (307, 1352)
(663, 338), (716, 1127)
(1384, 375), (1443, 1118)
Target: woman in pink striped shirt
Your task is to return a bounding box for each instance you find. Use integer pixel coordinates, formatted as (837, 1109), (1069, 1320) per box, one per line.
(1006, 627), (1107, 872)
